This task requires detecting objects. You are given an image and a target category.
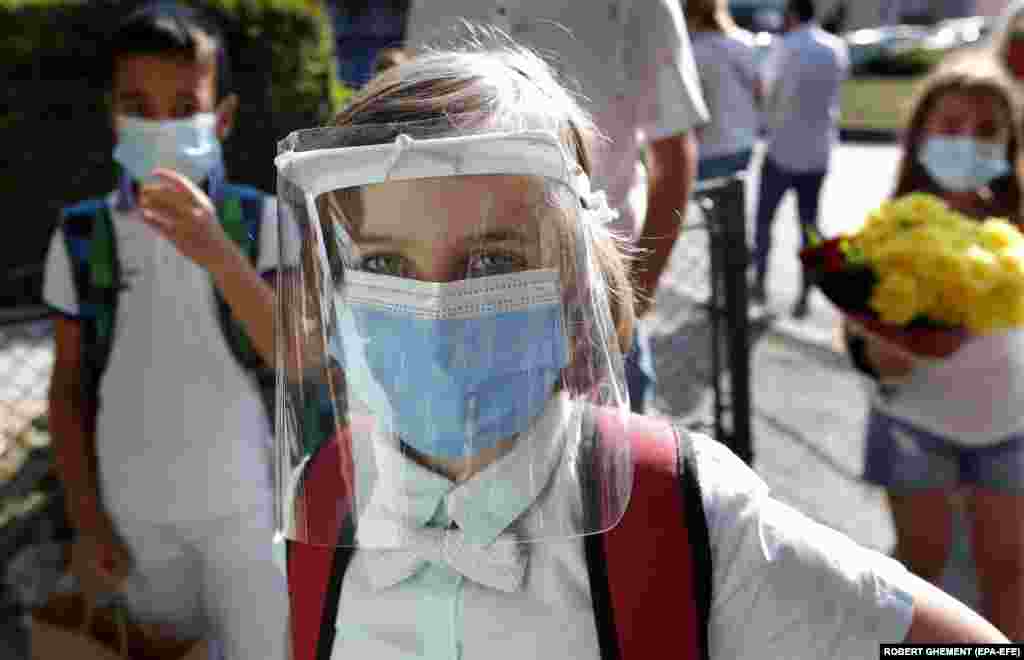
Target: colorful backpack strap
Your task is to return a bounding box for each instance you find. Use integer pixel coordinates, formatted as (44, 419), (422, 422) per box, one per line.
(214, 183), (335, 449)
(59, 199), (121, 408)
(584, 411), (712, 660)
(214, 183), (266, 374)
(285, 419), (365, 660)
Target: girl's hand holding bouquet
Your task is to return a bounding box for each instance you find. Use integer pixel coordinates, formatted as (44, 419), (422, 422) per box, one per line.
(801, 193), (1024, 369)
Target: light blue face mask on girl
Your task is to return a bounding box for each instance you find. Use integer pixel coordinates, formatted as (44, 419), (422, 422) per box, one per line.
(919, 136), (1010, 193)
(113, 113), (224, 184)
(331, 269), (570, 461)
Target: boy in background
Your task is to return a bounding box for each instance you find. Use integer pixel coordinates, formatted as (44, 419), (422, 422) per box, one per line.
(43, 4), (290, 658)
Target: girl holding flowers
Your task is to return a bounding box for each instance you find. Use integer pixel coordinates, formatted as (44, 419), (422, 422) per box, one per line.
(846, 52), (1024, 639)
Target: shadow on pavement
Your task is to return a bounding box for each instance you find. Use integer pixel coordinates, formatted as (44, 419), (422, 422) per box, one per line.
(649, 285), (777, 425)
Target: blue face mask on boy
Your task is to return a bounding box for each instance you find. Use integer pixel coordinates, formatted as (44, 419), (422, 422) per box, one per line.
(919, 136), (1010, 193)
(330, 269), (570, 461)
(113, 113), (224, 185)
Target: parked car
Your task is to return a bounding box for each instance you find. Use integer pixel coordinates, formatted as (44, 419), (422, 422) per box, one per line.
(844, 24), (933, 72)
(727, 0), (782, 65)
(729, 0), (787, 34)
(843, 16), (993, 76)
(924, 16), (993, 51)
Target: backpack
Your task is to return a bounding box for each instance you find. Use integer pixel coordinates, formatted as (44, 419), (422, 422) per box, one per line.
(59, 185), (276, 425)
(285, 411), (713, 660)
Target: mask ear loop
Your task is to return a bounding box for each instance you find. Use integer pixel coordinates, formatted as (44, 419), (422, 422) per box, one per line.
(117, 167), (137, 211)
(384, 134), (415, 180)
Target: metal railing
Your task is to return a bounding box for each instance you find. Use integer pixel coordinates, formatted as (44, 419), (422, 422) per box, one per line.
(656, 174), (754, 465)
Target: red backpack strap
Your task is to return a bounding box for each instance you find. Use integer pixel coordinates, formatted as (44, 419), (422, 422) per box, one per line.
(285, 418), (363, 660)
(585, 411), (712, 660)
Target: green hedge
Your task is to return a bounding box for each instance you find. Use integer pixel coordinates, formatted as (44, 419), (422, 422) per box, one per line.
(857, 46), (948, 78)
(1, 0), (345, 307)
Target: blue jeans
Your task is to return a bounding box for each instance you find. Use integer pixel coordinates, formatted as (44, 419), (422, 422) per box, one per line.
(752, 156), (827, 282)
(624, 321), (656, 414)
(697, 148), (753, 181)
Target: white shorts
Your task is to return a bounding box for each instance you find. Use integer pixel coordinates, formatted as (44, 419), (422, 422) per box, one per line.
(107, 499), (288, 660)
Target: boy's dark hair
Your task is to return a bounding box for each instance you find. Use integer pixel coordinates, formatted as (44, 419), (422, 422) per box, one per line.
(107, 2), (232, 101)
(787, 0), (816, 23)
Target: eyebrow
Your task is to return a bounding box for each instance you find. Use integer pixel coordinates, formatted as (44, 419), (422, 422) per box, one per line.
(355, 228), (532, 249)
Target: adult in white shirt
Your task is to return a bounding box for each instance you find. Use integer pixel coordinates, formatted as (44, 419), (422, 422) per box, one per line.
(687, 0), (764, 181)
(404, 0), (710, 414)
(751, 0), (849, 317)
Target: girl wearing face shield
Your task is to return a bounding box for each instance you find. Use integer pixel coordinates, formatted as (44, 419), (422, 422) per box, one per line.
(272, 39), (1008, 660)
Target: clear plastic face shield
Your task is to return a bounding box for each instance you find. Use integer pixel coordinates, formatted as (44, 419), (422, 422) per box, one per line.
(273, 123), (632, 551)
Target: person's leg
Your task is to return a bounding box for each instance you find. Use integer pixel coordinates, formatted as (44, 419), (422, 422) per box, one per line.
(965, 489), (1024, 640)
(791, 169), (828, 318)
(887, 490), (957, 583)
(862, 410), (959, 581)
(751, 156), (790, 301)
(191, 501), (289, 660)
(963, 437), (1024, 639)
(624, 320), (656, 414)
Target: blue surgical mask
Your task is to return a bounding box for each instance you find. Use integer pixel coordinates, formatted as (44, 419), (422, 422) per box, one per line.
(331, 269), (570, 460)
(919, 136), (1010, 193)
(113, 113), (224, 185)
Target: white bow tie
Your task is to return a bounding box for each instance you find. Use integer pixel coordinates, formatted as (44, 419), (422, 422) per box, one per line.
(360, 523), (528, 593)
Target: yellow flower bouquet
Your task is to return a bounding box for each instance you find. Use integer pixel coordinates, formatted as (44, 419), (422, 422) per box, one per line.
(799, 193), (1024, 357)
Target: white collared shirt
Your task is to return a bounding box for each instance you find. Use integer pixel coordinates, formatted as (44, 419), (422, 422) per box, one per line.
(404, 0), (709, 241)
(762, 23), (850, 173)
(691, 30), (762, 159)
(43, 191), (300, 521)
(327, 395), (915, 660)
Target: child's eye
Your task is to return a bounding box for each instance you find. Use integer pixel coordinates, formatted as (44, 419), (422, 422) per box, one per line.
(466, 252), (528, 278)
(119, 101), (147, 117)
(976, 123), (1005, 141)
(359, 254), (412, 278)
(174, 101), (199, 118)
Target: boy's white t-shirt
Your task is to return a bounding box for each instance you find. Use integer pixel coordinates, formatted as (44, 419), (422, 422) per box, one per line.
(44, 192), (299, 521)
(870, 330), (1024, 446)
(323, 395), (915, 660)
(691, 31), (761, 160)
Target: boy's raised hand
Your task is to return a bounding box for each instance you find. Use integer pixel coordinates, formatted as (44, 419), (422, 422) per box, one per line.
(138, 168), (237, 273)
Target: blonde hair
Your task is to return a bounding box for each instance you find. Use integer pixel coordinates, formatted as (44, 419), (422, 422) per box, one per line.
(686, 0), (738, 34)
(322, 40), (636, 356)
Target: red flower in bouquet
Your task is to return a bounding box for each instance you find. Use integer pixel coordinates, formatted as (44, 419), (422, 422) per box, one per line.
(800, 236), (845, 273)
(798, 194), (1024, 358)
